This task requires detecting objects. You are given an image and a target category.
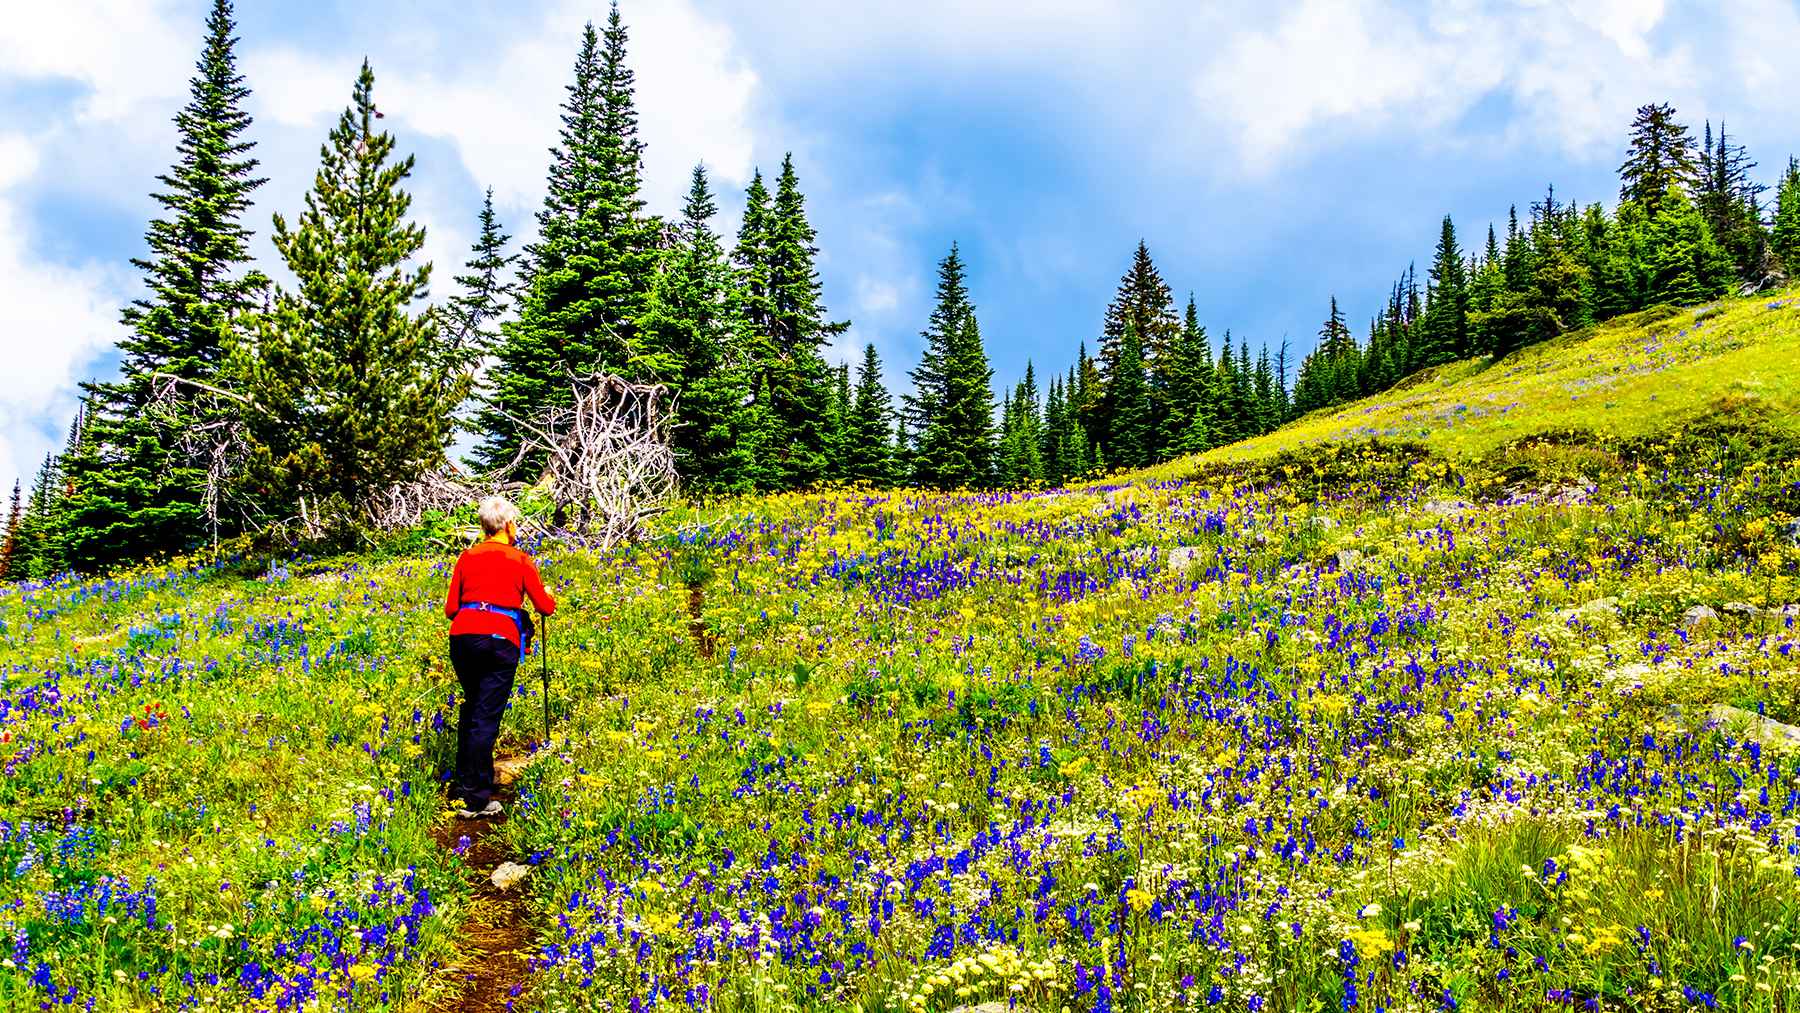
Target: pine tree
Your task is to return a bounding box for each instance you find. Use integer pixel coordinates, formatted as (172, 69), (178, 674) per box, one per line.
(906, 244), (978, 488)
(1100, 240), (1181, 370)
(1696, 122), (1768, 281)
(744, 154), (848, 489)
(240, 61), (464, 536)
(1105, 323), (1152, 470)
(1040, 377), (1067, 485)
(14, 455), (63, 580)
(481, 8), (658, 474)
(1619, 102), (1698, 215)
(998, 363), (1043, 487)
(1419, 215), (1468, 365)
(0, 480), (20, 581)
(845, 343), (896, 485)
(826, 360), (853, 481)
(1162, 295), (1214, 454)
(444, 187), (518, 386)
(903, 243), (971, 449)
(1252, 345), (1277, 434)
(636, 165), (753, 494)
(1502, 206), (1531, 293)
(734, 171), (774, 349)
(1645, 186), (1733, 306)
(1272, 336), (1292, 425)
(922, 311), (998, 488)
(1071, 344), (1104, 455)
(62, 0), (265, 570)
(1770, 157), (1800, 276)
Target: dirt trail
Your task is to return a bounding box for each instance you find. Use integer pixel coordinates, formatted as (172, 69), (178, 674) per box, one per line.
(426, 753), (536, 1012)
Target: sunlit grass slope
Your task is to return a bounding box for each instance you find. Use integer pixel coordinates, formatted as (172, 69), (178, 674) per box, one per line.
(1187, 288), (1800, 467)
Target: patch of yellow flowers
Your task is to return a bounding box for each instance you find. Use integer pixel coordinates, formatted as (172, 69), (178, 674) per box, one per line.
(902, 944), (1060, 1011)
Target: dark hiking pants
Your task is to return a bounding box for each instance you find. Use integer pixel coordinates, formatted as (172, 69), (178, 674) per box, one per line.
(449, 633), (520, 804)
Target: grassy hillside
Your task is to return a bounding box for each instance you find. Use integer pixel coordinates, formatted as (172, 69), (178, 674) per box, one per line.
(1189, 290), (1800, 464)
(2, 290), (1799, 1012)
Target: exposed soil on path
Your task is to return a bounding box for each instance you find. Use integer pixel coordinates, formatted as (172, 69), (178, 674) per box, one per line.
(686, 582), (715, 658)
(426, 752), (537, 1012)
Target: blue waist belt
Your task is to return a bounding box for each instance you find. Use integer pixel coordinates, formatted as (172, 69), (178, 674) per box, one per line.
(458, 601), (534, 653)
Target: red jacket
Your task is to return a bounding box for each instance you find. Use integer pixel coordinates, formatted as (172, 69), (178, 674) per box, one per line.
(445, 538), (557, 649)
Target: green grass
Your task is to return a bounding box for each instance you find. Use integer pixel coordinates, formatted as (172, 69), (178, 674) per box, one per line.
(1167, 290), (1800, 467)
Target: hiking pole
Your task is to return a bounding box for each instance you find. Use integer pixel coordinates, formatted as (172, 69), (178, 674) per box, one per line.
(540, 612), (552, 747)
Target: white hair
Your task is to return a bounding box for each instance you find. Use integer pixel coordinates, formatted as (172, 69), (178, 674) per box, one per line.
(477, 496), (519, 536)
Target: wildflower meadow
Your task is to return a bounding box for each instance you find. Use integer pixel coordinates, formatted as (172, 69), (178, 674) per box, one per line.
(4, 293), (1800, 1011)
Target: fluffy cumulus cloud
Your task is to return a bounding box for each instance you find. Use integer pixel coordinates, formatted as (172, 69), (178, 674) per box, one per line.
(1192, 0), (1713, 168)
(0, 135), (125, 494)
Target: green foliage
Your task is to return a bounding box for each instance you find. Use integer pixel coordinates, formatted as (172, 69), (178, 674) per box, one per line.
(238, 61), (464, 539)
(1618, 101), (1698, 215)
(908, 244), (995, 488)
(637, 165), (755, 495)
(735, 155), (848, 490)
(1771, 158), (1800, 277)
(443, 187), (518, 403)
(843, 343), (897, 485)
(60, 0), (266, 570)
(479, 10), (659, 476)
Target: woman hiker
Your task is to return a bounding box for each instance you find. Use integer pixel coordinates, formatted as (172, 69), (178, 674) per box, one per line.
(443, 496), (556, 818)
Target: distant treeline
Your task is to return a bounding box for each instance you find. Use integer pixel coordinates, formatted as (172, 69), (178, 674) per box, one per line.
(4, 0), (1799, 581)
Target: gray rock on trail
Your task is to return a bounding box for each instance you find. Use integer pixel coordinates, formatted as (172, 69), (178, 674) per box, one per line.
(1335, 548), (1364, 571)
(1555, 597), (1621, 623)
(1709, 705), (1800, 746)
(1722, 602), (1760, 618)
(491, 862), (532, 891)
(1681, 605), (1719, 631)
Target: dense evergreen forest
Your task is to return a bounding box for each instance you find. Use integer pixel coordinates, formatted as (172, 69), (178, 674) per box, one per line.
(6, 0), (1800, 580)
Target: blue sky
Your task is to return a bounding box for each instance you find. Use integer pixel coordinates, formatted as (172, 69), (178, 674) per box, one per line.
(4, 0), (1800, 491)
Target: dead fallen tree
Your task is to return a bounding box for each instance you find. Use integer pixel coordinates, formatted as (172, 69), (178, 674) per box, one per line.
(155, 371), (678, 550)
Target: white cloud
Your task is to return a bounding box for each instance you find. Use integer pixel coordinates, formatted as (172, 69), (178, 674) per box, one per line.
(247, 0), (758, 221)
(0, 135), (127, 492)
(1195, 0), (1708, 170)
(0, 0), (190, 122)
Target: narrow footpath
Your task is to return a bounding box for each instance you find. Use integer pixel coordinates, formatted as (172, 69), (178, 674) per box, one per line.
(426, 754), (535, 1012)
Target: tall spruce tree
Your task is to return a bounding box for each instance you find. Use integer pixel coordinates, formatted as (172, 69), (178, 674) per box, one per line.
(1105, 323), (1153, 470)
(240, 61), (464, 535)
(481, 7), (658, 474)
(1770, 157), (1800, 276)
(637, 165), (753, 493)
(1620, 103), (1698, 215)
(903, 244), (970, 446)
(845, 342), (896, 485)
(1100, 241), (1181, 370)
(444, 187), (518, 384)
(742, 154), (847, 488)
(1419, 215), (1468, 365)
(906, 244), (978, 488)
(923, 311), (997, 488)
(1041, 377), (1068, 485)
(0, 480), (20, 581)
(13, 454), (63, 580)
(61, 0), (264, 570)
(1696, 122), (1767, 280)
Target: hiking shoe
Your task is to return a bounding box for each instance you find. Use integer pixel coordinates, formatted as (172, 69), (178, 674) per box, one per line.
(456, 799), (503, 819)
